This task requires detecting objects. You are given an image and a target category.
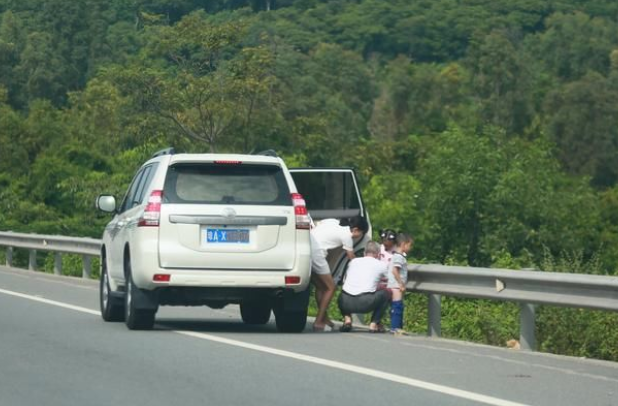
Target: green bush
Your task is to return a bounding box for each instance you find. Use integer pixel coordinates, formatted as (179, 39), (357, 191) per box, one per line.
(537, 307), (618, 360)
(42, 253), (101, 279)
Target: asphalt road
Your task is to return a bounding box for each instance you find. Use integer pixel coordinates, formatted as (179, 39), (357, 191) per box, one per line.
(1, 266), (617, 406)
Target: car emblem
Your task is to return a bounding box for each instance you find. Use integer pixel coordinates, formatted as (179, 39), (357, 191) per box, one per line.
(222, 207), (236, 220)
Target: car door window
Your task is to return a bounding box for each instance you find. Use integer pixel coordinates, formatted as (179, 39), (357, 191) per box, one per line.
(289, 169), (364, 220)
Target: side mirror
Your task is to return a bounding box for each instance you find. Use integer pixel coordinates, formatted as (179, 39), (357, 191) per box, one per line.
(96, 195), (117, 213)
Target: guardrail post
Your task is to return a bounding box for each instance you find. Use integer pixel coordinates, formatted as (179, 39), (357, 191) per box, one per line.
(82, 255), (91, 279)
(428, 294), (442, 337)
(54, 253), (62, 276)
(28, 250), (37, 271)
(519, 303), (537, 351)
(6, 246), (13, 267)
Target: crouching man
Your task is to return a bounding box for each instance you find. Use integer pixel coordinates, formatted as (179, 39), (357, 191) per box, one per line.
(338, 241), (390, 333)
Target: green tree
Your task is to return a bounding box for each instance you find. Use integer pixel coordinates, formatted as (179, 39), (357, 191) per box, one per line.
(469, 30), (534, 136)
(0, 11), (26, 103)
(544, 72), (618, 187)
(13, 31), (68, 105)
(0, 86), (28, 175)
(416, 126), (602, 266)
(527, 12), (618, 81)
(105, 12), (277, 152)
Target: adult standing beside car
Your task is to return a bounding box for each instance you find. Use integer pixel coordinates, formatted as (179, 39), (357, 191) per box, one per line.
(310, 215), (368, 331)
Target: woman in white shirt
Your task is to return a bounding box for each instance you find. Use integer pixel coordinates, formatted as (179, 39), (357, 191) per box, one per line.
(310, 216), (368, 331)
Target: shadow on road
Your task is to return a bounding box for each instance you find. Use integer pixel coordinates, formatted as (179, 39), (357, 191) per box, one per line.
(154, 318), (287, 334)
(154, 318), (392, 337)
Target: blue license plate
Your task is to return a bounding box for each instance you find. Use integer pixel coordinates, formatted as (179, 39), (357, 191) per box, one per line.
(206, 228), (250, 244)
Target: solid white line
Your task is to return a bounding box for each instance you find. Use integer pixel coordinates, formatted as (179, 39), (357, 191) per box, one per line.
(0, 288), (100, 316)
(176, 330), (530, 406)
(0, 287), (530, 406)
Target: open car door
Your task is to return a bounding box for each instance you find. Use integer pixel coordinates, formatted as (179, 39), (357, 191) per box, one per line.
(289, 168), (371, 284)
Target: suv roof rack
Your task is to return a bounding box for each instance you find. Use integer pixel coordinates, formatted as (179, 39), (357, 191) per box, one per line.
(255, 149), (278, 157)
(152, 147), (176, 158)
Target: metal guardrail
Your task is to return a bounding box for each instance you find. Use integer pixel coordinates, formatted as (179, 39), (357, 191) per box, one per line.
(1, 231), (617, 351)
(0, 231), (101, 278)
(407, 264), (618, 350)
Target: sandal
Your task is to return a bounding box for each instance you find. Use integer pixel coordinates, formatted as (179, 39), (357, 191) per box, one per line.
(339, 323), (352, 333)
(369, 323), (386, 333)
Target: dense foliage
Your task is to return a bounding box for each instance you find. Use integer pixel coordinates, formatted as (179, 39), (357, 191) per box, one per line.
(1, 0), (617, 360)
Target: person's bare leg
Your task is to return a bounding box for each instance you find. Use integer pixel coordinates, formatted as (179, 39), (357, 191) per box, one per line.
(318, 281), (334, 327)
(311, 273), (325, 327)
(314, 288), (333, 327)
(318, 274), (336, 328)
(311, 273), (336, 329)
(314, 280), (323, 315)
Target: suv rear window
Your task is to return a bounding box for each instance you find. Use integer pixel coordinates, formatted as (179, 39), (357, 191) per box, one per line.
(163, 163), (291, 205)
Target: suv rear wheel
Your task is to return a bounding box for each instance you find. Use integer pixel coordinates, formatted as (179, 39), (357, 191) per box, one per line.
(124, 259), (156, 330)
(240, 301), (271, 325)
(273, 304), (307, 333)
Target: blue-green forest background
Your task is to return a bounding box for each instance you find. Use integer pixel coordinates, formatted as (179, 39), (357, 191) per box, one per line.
(0, 0), (617, 360)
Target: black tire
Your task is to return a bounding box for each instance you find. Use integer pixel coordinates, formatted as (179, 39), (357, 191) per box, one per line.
(240, 301), (271, 325)
(273, 305), (307, 333)
(100, 256), (125, 322)
(124, 260), (156, 330)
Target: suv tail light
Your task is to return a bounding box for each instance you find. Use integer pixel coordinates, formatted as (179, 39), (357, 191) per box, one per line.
(285, 276), (301, 285)
(291, 193), (310, 230)
(138, 190), (163, 227)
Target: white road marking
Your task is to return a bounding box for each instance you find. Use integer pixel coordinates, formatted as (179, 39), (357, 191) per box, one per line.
(356, 333), (618, 383)
(0, 287), (530, 406)
(176, 330), (530, 406)
(0, 288), (100, 316)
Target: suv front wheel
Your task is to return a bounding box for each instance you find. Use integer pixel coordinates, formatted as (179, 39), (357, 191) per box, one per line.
(100, 256), (125, 322)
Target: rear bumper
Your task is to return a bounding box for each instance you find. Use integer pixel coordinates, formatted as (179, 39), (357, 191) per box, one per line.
(138, 269), (311, 292)
(127, 229), (311, 292)
(154, 286), (309, 309)
(131, 254), (311, 292)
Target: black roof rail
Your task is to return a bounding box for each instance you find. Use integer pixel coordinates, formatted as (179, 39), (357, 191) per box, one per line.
(152, 147), (175, 158)
(255, 149), (278, 157)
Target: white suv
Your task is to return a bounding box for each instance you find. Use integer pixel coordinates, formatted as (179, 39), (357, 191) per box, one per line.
(96, 148), (368, 332)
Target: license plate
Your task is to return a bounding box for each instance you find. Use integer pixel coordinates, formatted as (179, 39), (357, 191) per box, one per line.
(205, 228), (250, 244)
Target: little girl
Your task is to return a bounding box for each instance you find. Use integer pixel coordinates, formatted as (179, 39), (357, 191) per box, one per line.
(386, 233), (413, 333)
(378, 229), (397, 289)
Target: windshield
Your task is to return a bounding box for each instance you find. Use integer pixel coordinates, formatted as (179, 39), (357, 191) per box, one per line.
(163, 163), (292, 205)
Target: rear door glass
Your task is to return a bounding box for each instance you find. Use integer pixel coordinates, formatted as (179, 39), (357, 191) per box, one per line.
(163, 163), (291, 205)
(119, 168), (146, 213)
(133, 164), (158, 206)
(289, 169), (364, 220)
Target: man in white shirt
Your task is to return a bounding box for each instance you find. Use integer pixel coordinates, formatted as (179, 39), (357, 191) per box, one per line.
(337, 240), (390, 333)
(310, 216), (368, 331)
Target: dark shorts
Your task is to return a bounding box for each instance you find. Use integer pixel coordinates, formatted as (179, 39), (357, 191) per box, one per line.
(338, 289), (390, 324)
